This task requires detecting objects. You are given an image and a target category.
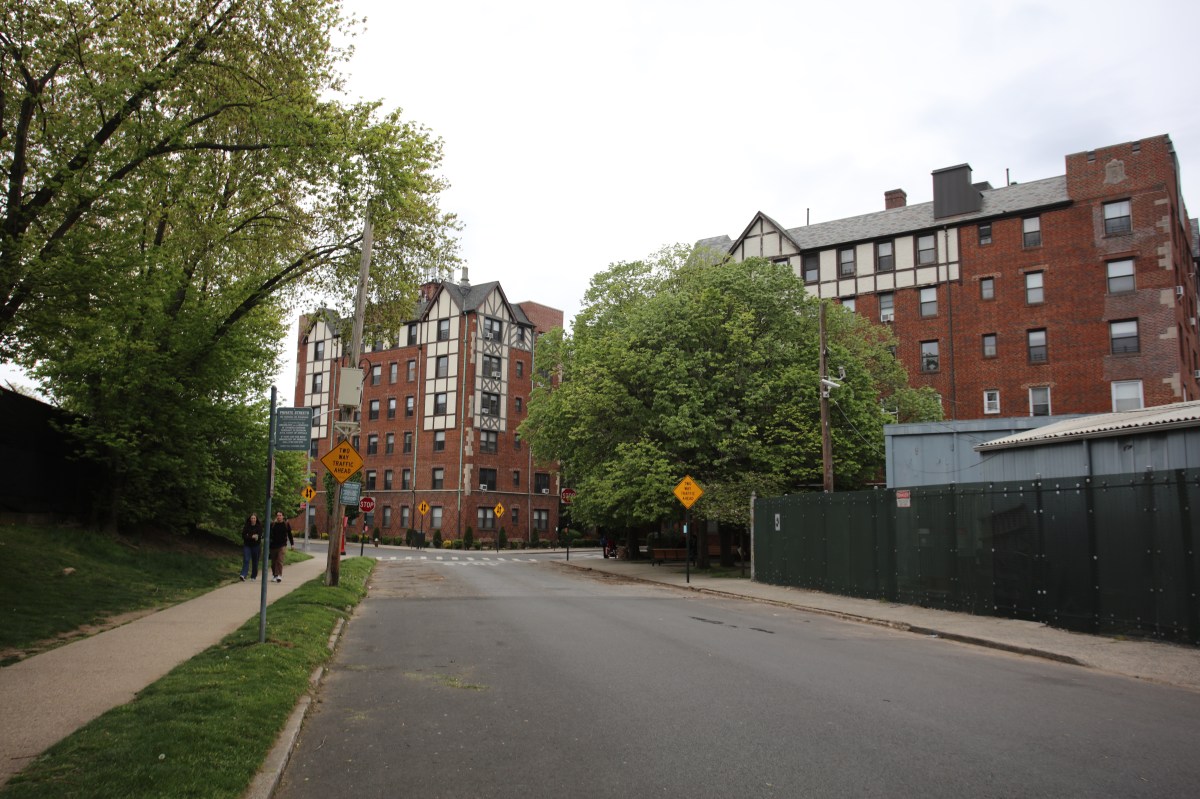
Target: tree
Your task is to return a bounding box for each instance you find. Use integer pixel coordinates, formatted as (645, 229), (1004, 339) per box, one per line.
(522, 248), (941, 564)
(1, 1), (459, 530)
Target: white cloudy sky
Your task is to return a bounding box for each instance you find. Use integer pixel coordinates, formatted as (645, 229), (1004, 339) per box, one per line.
(6, 0), (1200, 398)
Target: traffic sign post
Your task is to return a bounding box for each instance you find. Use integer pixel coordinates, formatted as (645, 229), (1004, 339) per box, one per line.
(674, 476), (704, 583)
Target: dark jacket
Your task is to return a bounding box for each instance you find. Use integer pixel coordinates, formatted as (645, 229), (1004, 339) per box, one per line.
(242, 518), (263, 547)
(269, 520), (293, 550)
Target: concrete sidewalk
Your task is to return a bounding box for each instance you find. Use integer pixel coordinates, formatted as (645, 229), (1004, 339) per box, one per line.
(0, 554), (328, 786)
(558, 555), (1200, 694)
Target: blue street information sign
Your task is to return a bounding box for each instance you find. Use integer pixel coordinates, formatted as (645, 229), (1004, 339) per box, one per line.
(274, 407), (314, 451)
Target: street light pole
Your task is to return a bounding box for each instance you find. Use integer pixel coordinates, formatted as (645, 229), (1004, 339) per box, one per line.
(819, 301), (834, 493)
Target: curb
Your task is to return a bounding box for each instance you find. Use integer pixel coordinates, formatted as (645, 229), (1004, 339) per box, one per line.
(560, 562), (1084, 668)
(242, 615), (349, 799)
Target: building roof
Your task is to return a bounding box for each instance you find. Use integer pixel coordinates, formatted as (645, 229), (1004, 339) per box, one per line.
(974, 400), (1200, 452)
(701, 174), (1070, 254)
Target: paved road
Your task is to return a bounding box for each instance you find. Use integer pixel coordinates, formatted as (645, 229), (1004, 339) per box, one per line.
(276, 558), (1200, 798)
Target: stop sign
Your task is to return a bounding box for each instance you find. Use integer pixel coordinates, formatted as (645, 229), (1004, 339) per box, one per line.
(359, 496), (376, 513)
(561, 488), (576, 505)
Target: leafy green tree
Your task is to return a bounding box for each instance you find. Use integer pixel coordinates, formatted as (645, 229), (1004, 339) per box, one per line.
(2, 1), (459, 531)
(522, 248), (941, 564)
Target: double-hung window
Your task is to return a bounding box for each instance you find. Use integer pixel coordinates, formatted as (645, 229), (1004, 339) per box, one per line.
(838, 248), (855, 277)
(920, 341), (940, 372)
(802, 253), (820, 284)
(879, 292), (894, 322)
(982, 333), (997, 358)
(1023, 216), (1041, 247)
(917, 234), (936, 265)
(919, 287), (938, 317)
(1107, 259), (1134, 293)
(1103, 200), (1132, 235)
(983, 390), (1000, 415)
(1025, 271), (1044, 304)
(1028, 329), (1048, 363)
(876, 241), (894, 272)
(1110, 319), (1139, 354)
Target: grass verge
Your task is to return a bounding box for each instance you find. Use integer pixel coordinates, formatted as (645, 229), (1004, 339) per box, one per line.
(0, 556), (373, 799)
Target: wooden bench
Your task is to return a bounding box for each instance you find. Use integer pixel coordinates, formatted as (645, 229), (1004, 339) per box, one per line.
(649, 547), (688, 565)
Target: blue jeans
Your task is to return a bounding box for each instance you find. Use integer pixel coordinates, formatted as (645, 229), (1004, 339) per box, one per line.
(240, 544), (260, 579)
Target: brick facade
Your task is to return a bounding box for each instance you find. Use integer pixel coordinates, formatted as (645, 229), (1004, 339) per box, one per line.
(294, 280), (564, 542)
(711, 134), (1200, 419)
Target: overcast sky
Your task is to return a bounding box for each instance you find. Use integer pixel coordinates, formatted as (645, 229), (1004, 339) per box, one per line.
(6, 0), (1200, 399)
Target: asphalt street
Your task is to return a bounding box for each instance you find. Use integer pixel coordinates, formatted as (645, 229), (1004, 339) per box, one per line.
(274, 557), (1200, 799)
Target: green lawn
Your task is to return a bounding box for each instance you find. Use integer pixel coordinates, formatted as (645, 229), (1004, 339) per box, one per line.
(1, 557), (372, 799)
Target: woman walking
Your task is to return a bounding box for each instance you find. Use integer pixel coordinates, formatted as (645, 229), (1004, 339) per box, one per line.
(240, 514), (263, 581)
(268, 511), (294, 582)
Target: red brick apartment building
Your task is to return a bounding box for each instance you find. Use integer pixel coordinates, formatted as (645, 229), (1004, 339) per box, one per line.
(700, 135), (1200, 419)
(294, 277), (564, 542)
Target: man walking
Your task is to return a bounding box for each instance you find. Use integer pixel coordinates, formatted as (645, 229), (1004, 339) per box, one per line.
(268, 511), (294, 583)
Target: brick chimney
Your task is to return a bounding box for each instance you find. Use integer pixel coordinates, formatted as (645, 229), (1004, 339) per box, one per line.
(885, 189), (907, 209)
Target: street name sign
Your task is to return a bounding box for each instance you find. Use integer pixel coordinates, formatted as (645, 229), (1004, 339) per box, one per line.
(320, 440), (363, 483)
(274, 407), (314, 451)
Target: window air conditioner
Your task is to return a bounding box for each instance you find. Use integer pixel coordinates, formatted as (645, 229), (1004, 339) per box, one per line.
(480, 407), (490, 415)
(540, 488), (549, 494)
(1194, 369), (1200, 380)
(480, 484), (488, 491)
(1178, 285), (1185, 297)
(880, 312), (894, 323)
(484, 332), (494, 340)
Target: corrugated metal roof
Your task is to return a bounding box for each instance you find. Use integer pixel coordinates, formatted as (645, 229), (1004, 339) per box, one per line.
(974, 400), (1200, 452)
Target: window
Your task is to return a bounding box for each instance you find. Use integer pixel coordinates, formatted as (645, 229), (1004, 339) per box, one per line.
(352, 435), (359, 450)
(512, 470), (520, 487)
(533, 509), (549, 532)
(430, 506), (443, 530)
(482, 354), (502, 378)
(401, 468), (411, 490)
(435, 355), (449, 378)
(980, 277), (995, 300)
(1025, 271), (1044, 304)
(386, 432), (395, 454)
(371, 365), (381, 386)
(431, 468), (444, 490)
(1112, 380), (1144, 412)
(399, 506), (409, 529)
(407, 323), (418, 345)
(978, 223), (992, 246)
(515, 397), (523, 413)
(983, 390), (1000, 415)
(479, 468), (497, 491)
(389, 362), (398, 383)
(407, 359), (416, 381)
(434, 393), (448, 415)
(365, 470), (377, 490)
(838, 248), (855, 277)
(919, 286), (937, 317)
(311, 372), (324, 393)
(876, 241), (894, 272)
(1104, 200), (1132, 235)
(982, 333), (997, 358)
(310, 437), (319, 458)
(516, 361), (524, 378)
(1029, 386), (1051, 416)
(477, 507), (496, 530)
(435, 319), (449, 341)
(920, 340), (940, 372)
(383, 469), (393, 490)
(387, 397), (396, 419)
(480, 430), (498, 453)
(917, 234), (936, 265)
(433, 430), (446, 451)
(382, 506), (392, 528)
(516, 326), (527, 345)
(406, 395), (415, 417)
(535, 472), (551, 494)
(511, 507), (519, 526)
(879, 292), (894, 322)
(483, 317), (503, 341)
(314, 340), (325, 360)
(480, 392), (500, 416)
(802, 253), (820, 284)
(402, 431), (412, 453)
(1028, 329), (1048, 363)
(1107, 259), (1135, 293)
(841, 297), (856, 312)
(366, 434), (378, 455)
(310, 405), (321, 426)
(1023, 216), (1041, 247)
(1110, 319), (1139, 354)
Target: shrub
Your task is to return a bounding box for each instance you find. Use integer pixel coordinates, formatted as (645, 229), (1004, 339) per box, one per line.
(432, 530), (443, 549)
(463, 525), (474, 549)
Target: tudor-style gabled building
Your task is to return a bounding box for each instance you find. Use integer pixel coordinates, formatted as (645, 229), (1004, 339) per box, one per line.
(699, 134), (1200, 420)
(295, 273), (564, 542)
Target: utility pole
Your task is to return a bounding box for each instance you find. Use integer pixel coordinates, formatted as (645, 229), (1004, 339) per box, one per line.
(819, 302), (834, 493)
(326, 207), (373, 586)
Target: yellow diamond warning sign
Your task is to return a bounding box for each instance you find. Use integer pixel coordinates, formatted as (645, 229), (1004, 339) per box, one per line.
(301, 485), (316, 502)
(320, 440), (363, 484)
(494, 502), (505, 517)
(673, 475), (704, 509)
